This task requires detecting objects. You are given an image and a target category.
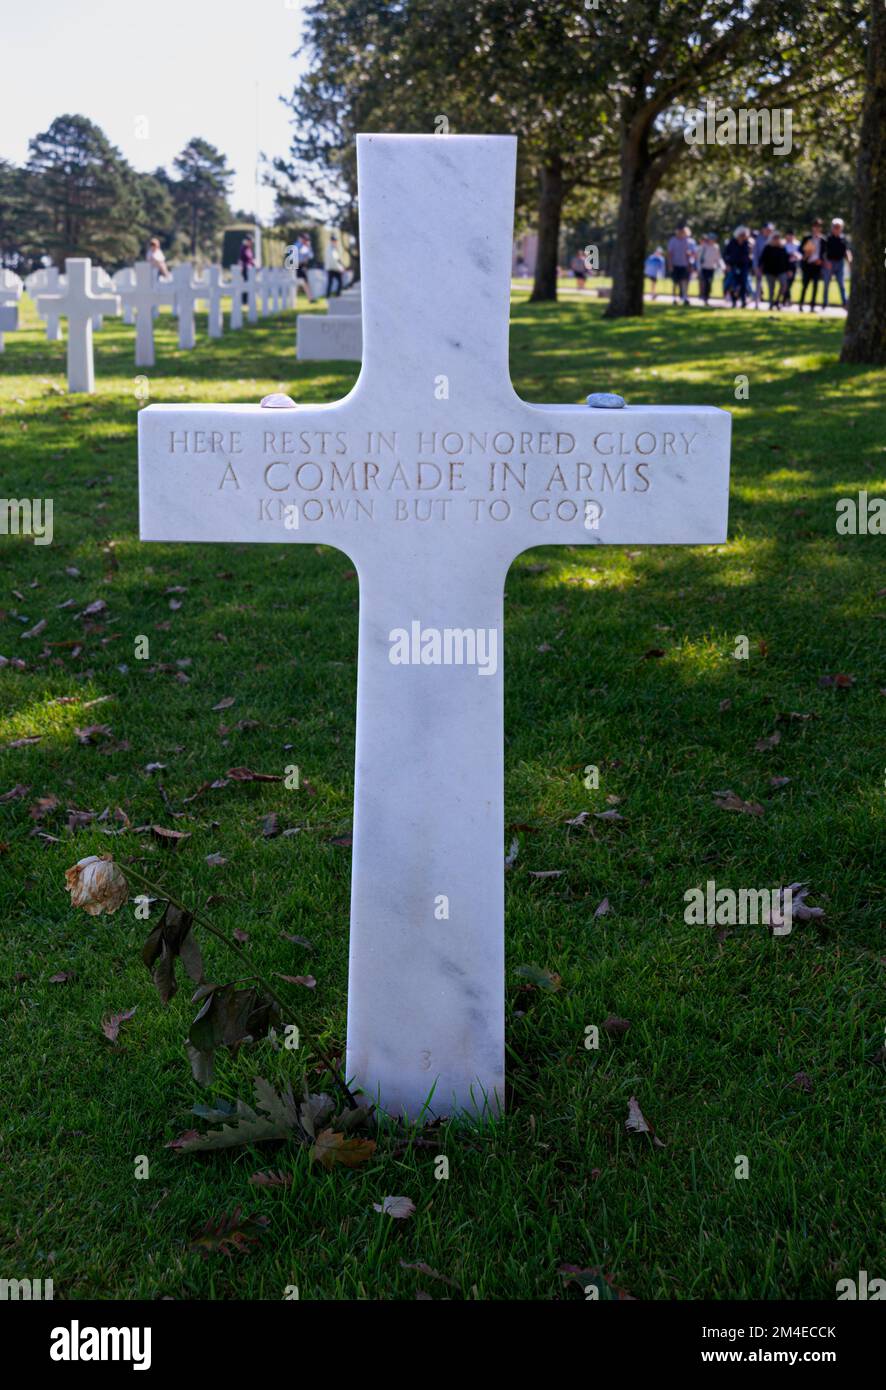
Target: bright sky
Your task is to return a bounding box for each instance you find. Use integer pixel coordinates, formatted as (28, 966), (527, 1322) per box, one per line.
(3, 0), (310, 221)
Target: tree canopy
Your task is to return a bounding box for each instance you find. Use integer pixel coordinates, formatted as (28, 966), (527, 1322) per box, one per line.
(0, 117), (233, 271)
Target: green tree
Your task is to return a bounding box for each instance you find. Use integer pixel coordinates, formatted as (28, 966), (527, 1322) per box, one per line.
(0, 159), (28, 267)
(135, 170), (177, 253)
(172, 137), (233, 258)
(275, 0), (617, 300)
(841, 0), (886, 364)
(591, 0), (864, 318)
(21, 114), (145, 267)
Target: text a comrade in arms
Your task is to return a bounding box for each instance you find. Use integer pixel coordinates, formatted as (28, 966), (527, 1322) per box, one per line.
(165, 425), (702, 497)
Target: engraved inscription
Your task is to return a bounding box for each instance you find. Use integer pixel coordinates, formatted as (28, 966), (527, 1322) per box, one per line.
(165, 424), (700, 526)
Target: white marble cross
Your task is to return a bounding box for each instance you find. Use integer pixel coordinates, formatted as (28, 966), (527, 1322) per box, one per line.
(35, 257), (120, 393)
(120, 260), (174, 367)
(227, 266), (245, 329)
(171, 264), (202, 350)
(138, 134), (731, 1119)
(245, 266), (259, 325)
(0, 270), (22, 351)
(114, 267), (137, 325)
(28, 267), (64, 340)
(91, 266), (115, 331)
(258, 267), (273, 317)
(201, 265), (227, 339)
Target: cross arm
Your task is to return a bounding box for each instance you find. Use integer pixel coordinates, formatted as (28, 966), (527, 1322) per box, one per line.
(138, 397), (731, 575)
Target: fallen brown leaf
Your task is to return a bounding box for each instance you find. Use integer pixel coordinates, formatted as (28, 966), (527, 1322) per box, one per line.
(311, 1130), (377, 1170)
(101, 1007), (137, 1042)
(226, 767), (283, 783)
(713, 789), (764, 816)
(249, 1169), (293, 1188)
(74, 724), (113, 745)
(1, 783), (30, 802)
(625, 1095), (666, 1148)
(151, 825), (191, 848)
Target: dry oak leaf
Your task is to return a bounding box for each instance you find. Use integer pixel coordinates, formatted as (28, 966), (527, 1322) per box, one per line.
(151, 825), (191, 848)
(189, 1207), (269, 1258)
(165, 1130), (201, 1151)
(249, 1169), (293, 1188)
(101, 1006), (137, 1042)
(713, 789), (764, 816)
(625, 1095), (666, 1148)
(74, 723), (113, 744)
(311, 1129), (377, 1170)
(29, 794), (59, 820)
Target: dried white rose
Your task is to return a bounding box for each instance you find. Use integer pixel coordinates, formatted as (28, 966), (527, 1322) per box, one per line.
(65, 854), (129, 916)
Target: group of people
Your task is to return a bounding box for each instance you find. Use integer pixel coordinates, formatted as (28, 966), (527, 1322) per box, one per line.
(143, 229), (348, 304)
(645, 219), (852, 311)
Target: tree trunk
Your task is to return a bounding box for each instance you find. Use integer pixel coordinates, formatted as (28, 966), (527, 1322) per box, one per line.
(529, 156), (563, 303)
(604, 139), (656, 319)
(841, 0), (886, 364)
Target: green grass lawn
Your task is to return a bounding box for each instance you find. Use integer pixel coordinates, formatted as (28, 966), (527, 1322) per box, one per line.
(1, 293), (883, 1301)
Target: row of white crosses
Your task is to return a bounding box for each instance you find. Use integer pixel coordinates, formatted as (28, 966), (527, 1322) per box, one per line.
(24, 260), (297, 391)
